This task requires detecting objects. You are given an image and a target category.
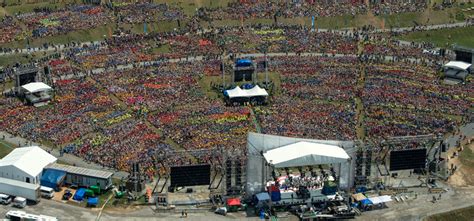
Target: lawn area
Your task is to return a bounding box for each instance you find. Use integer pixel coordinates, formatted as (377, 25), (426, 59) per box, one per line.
(460, 145), (474, 168)
(0, 140), (16, 158)
(397, 26), (474, 48)
(425, 205), (474, 221)
(0, 51), (56, 66)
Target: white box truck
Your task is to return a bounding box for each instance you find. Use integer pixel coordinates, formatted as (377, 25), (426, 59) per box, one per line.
(0, 177), (41, 203)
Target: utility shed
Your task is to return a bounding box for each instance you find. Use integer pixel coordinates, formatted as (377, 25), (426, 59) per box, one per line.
(45, 163), (113, 190)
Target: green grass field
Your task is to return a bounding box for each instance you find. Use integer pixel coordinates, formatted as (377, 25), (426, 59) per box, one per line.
(426, 205), (474, 221)
(398, 26), (474, 48)
(0, 140), (16, 158)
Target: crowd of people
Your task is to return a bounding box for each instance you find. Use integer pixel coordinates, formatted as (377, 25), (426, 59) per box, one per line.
(0, 2), (472, 175)
(362, 64), (472, 139)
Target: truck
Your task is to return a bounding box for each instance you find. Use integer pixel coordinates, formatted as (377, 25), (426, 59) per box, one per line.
(5, 210), (57, 221)
(0, 177), (41, 203)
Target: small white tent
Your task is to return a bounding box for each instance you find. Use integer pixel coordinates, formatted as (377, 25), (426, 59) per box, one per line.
(444, 61), (471, 71)
(21, 82), (52, 93)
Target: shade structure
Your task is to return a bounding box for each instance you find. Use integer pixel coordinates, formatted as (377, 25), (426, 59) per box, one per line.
(368, 195), (392, 205)
(224, 86), (269, 99)
(225, 86), (245, 98)
(21, 82), (52, 93)
(444, 61), (471, 71)
(263, 141), (350, 168)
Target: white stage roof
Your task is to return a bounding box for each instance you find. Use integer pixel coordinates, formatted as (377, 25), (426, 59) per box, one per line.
(444, 61), (472, 71)
(225, 86), (268, 98)
(21, 82), (52, 93)
(263, 141), (350, 168)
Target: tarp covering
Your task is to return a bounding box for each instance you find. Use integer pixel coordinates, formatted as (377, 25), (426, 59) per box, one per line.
(368, 195), (392, 205)
(226, 198), (241, 206)
(360, 198), (373, 206)
(21, 82), (52, 93)
(263, 141), (350, 168)
(73, 188), (86, 201)
(352, 193), (367, 201)
(224, 86), (268, 98)
(255, 192), (271, 201)
(40, 169), (66, 189)
(87, 197), (98, 206)
(444, 61), (471, 71)
(236, 59), (252, 67)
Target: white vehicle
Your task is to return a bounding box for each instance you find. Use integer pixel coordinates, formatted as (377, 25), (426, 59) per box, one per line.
(5, 210), (57, 221)
(40, 186), (54, 199)
(12, 197), (26, 208)
(0, 177), (40, 202)
(0, 193), (11, 205)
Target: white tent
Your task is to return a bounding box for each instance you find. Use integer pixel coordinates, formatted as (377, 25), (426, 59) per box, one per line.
(263, 141), (350, 168)
(246, 85), (269, 97)
(368, 195), (392, 205)
(21, 82), (52, 93)
(225, 86), (246, 98)
(444, 61), (472, 71)
(225, 86), (268, 98)
(0, 146), (57, 184)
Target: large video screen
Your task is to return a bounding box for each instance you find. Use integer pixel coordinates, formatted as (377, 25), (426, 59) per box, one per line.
(170, 164), (211, 187)
(389, 149), (427, 171)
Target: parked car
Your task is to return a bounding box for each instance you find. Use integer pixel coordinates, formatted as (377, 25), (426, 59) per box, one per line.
(12, 197), (26, 208)
(62, 190), (72, 200)
(0, 194), (11, 205)
(40, 186), (54, 199)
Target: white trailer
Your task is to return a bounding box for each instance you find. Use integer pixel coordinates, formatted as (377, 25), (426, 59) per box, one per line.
(0, 177), (41, 202)
(5, 210), (57, 221)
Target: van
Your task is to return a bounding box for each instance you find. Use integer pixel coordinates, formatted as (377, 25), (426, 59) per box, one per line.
(12, 197), (26, 208)
(0, 193), (11, 205)
(40, 186), (54, 199)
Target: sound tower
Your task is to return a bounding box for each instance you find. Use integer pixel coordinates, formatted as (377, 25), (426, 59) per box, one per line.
(389, 149), (427, 171)
(235, 159), (242, 188)
(365, 149), (372, 177)
(225, 159), (232, 194)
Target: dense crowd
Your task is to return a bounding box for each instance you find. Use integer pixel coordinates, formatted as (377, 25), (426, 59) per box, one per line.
(362, 64), (472, 139)
(0, 2), (472, 175)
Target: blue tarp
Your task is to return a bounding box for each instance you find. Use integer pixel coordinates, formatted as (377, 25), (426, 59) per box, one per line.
(236, 59), (252, 67)
(360, 198), (373, 206)
(87, 197), (98, 206)
(256, 192), (270, 201)
(40, 169), (66, 190)
(73, 188), (86, 201)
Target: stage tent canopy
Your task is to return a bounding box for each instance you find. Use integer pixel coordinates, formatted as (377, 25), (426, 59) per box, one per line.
(444, 61), (471, 71)
(21, 82), (52, 93)
(246, 85), (269, 97)
(224, 86), (268, 99)
(225, 86), (246, 98)
(263, 141), (350, 168)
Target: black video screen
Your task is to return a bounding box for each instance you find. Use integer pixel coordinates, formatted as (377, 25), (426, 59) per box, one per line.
(170, 164), (211, 187)
(455, 51), (472, 63)
(389, 149), (427, 171)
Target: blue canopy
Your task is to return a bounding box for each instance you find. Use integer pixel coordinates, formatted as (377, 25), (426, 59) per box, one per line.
(236, 59), (252, 67)
(73, 188), (86, 201)
(87, 197), (99, 206)
(40, 169), (66, 190)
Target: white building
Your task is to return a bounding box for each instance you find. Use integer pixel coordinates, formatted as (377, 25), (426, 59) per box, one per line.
(0, 146), (57, 184)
